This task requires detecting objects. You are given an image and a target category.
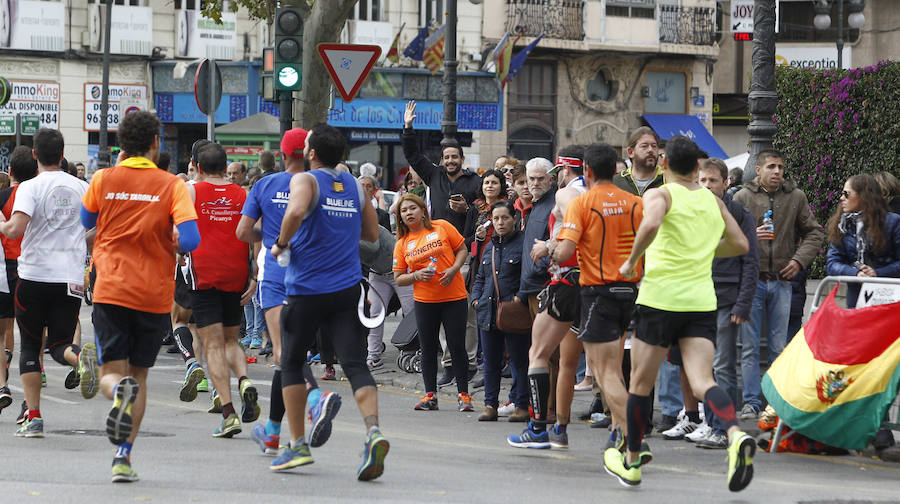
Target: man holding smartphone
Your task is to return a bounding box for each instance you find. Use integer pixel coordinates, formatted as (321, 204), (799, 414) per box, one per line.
(402, 101), (481, 234)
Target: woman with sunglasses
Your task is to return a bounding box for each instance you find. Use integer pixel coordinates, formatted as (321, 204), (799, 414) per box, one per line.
(826, 174), (900, 308)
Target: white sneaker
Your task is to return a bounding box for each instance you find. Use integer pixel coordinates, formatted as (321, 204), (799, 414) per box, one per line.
(497, 402), (515, 417)
(694, 429), (728, 449)
(685, 423), (712, 443)
(663, 416), (702, 440)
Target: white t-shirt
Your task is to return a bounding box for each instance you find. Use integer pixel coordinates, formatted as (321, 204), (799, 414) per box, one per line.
(14, 170), (89, 284)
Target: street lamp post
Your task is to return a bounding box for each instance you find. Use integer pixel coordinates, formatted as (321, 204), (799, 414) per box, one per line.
(98, 0), (114, 169)
(814, 0), (866, 69)
(440, 0), (458, 151)
(743, 0), (778, 183)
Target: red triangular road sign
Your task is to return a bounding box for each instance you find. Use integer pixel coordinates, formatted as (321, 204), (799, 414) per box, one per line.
(316, 43), (382, 103)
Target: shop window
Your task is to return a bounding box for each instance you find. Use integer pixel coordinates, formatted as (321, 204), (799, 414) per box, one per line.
(475, 78), (500, 103)
(607, 0), (655, 19)
(350, 0), (383, 21)
(403, 74), (428, 100)
(586, 68), (616, 102)
(420, 0), (444, 27)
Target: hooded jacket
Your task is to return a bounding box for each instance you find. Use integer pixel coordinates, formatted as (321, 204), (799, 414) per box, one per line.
(733, 177), (825, 275)
(712, 196), (759, 319)
(613, 165), (665, 196)
(401, 128), (481, 233)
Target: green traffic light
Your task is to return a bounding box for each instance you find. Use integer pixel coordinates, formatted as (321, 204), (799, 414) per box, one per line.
(278, 67), (300, 88)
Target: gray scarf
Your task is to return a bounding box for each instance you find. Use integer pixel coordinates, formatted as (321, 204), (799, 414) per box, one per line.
(838, 211), (868, 265)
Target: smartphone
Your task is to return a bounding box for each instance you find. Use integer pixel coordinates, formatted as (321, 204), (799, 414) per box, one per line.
(450, 194), (464, 202)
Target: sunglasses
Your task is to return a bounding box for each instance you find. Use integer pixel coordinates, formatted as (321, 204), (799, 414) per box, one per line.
(841, 190), (852, 199)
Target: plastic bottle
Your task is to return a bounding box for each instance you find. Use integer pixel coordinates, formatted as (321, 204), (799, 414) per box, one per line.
(276, 248), (291, 267)
(426, 256), (437, 273)
(762, 210), (774, 240)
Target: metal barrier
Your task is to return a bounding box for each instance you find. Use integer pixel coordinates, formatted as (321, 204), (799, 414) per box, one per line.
(770, 276), (900, 452)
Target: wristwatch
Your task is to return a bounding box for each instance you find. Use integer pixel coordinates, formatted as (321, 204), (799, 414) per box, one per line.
(275, 237), (289, 249)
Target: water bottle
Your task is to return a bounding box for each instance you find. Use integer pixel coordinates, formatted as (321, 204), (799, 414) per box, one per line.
(762, 210), (774, 240)
(426, 256), (437, 273)
(276, 248), (291, 267)
(549, 263), (561, 283)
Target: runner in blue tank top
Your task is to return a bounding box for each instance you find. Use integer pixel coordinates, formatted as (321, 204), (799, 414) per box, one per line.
(270, 123), (389, 481)
(236, 127), (340, 457)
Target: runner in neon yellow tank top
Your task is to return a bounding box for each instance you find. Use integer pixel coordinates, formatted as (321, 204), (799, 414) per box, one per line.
(605, 136), (755, 492)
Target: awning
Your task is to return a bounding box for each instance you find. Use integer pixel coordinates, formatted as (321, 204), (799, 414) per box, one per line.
(642, 114), (728, 159)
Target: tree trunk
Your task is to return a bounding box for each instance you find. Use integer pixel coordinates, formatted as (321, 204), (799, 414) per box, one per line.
(296, 0), (359, 127)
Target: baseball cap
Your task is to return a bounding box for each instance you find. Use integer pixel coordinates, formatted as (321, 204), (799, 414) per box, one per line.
(549, 155), (583, 175)
(281, 128), (308, 159)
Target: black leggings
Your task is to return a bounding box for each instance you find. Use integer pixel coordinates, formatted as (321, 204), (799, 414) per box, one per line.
(16, 280), (80, 374)
(415, 299), (468, 394)
(280, 283), (375, 392)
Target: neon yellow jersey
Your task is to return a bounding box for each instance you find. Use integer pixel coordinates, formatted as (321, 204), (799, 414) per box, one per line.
(636, 183), (724, 312)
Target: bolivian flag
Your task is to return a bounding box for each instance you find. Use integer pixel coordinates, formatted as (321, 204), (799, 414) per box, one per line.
(762, 286), (900, 450)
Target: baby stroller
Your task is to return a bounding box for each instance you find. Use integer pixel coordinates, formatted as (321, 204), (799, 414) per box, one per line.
(391, 311), (421, 374)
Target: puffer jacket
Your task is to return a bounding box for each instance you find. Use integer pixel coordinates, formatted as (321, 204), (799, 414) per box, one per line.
(733, 177), (825, 275)
(826, 212), (900, 307)
(471, 230), (524, 331)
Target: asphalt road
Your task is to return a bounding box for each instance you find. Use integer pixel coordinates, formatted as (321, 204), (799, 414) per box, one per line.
(2, 305), (900, 503)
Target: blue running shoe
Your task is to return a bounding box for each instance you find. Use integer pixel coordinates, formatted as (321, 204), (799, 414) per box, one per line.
(308, 391), (341, 448)
(179, 363), (204, 403)
(357, 427), (389, 481)
(251, 423), (280, 455)
(240, 336), (251, 348)
(507, 422), (551, 449)
(270, 441), (314, 471)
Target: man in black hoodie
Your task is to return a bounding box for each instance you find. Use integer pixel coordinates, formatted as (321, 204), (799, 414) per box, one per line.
(401, 101), (481, 234)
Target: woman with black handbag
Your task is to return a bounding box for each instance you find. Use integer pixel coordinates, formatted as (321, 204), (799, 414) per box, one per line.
(470, 201), (530, 421)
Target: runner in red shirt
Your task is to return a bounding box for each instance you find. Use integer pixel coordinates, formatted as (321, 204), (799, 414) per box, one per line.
(0, 146), (37, 413)
(185, 142), (258, 439)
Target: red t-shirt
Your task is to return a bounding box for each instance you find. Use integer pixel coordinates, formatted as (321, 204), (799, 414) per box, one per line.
(189, 181), (249, 292)
(0, 186), (22, 259)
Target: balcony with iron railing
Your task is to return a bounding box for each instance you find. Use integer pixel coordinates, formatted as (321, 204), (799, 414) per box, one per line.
(658, 5), (716, 46)
(505, 0), (584, 41)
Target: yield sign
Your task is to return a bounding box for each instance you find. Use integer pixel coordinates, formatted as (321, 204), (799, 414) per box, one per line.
(316, 43), (382, 102)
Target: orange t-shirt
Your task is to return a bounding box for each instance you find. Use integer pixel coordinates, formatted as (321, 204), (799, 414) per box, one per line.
(82, 157), (198, 313)
(393, 219), (467, 303)
(558, 184), (644, 286)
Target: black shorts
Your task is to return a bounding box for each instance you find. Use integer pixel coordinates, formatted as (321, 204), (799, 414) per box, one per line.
(537, 270), (581, 329)
(93, 303), (169, 368)
(15, 279), (80, 349)
(634, 304), (717, 349)
(578, 282), (637, 343)
(190, 288), (242, 328)
(174, 268), (192, 310)
(0, 259), (18, 319)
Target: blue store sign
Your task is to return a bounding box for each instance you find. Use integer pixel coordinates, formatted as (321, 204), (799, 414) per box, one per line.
(155, 93), (249, 124)
(327, 99), (501, 131)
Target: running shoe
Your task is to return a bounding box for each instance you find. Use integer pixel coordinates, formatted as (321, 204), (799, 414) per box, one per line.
(78, 343), (100, 399)
(307, 352), (321, 364)
(196, 378), (209, 393)
(270, 441), (314, 471)
(726, 431), (755, 492)
(111, 457), (139, 483)
(16, 417), (44, 438)
(603, 447), (640, 487)
(0, 385), (11, 412)
(606, 429), (654, 466)
(213, 413), (242, 438)
(497, 401), (515, 417)
(695, 430), (728, 449)
(357, 427), (389, 481)
(457, 392), (474, 412)
(685, 423), (712, 443)
(321, 365), (336, 381)
(662, 416), (702, 440)
(250, 338), (262, 349)
(240, 379), (260, 423)
(413, 392), (438, 411)
(15, 400), (27, 425)
(179, 363), (205, 402)
(251, 423), (280, 455)
(107, 376), (138, 445)
(308, 391), (341, 448)
(507, 422), (551, 449)
(207, 393), (223, 414)
(549, 424), (568, 449)
(240, 336), (251, 348)
(64, 367), (80, 390)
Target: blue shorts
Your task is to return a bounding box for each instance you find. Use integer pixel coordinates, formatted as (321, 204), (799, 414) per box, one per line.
(258, 279), (286, 310)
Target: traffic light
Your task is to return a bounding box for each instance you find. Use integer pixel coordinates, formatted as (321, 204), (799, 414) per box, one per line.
(273, 7), (303, 91)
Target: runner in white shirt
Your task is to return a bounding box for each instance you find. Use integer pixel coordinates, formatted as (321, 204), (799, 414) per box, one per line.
(0, 128), (96, 438)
